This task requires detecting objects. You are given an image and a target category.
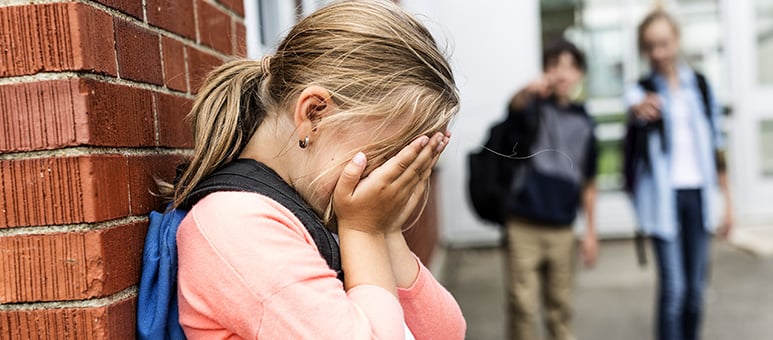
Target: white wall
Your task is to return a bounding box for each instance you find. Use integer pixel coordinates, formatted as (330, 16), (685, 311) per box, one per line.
(400, 0), (542, 246)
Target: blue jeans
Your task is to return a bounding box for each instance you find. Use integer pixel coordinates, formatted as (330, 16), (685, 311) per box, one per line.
(652, 189), (710, 340)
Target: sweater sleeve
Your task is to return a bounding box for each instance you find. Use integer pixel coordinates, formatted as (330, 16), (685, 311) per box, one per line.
(176, 192), (404, 339)
(397, 258), (466, 340)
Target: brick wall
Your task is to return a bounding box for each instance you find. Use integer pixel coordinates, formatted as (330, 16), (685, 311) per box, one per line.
(0, 1), (244, 338)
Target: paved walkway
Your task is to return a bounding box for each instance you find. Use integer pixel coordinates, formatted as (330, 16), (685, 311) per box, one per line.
(441, 239), (773, 340)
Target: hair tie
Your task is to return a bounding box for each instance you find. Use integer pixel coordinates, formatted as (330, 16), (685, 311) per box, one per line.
(261, 55), (272, 74)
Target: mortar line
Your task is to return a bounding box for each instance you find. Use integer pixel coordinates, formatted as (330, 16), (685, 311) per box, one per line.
(0, 286), (138, 311)
(141, 0), (147, 23)
(0, 215), (150, 237)
(0, 72), (194, 98)
(0, 146), (192, 161)
(202, 0), (245, 23)
(0, 0), (234, 61)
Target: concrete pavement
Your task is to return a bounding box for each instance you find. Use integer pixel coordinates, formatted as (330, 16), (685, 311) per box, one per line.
(440, 239), (773, 340)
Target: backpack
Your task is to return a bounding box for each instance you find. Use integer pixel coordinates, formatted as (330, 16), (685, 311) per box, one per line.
(137, 159), (343, 340)
(467, 102), (540, 225)
(622, 71), (713, 194)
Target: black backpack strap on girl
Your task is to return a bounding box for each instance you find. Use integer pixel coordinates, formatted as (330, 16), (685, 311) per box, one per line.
(180, 159), (344, 282)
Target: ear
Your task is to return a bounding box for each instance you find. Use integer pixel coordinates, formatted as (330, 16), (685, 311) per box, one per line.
(293, 86), (335, 139)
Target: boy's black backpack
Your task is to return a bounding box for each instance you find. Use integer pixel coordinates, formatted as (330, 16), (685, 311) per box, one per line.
(622, 71), (713, 194)
(137, 159), (343, 340)
(468, 103), (539, 225)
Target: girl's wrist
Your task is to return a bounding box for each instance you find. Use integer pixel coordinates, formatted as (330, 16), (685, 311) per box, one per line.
(338, 225), (387, 238)
(384, 231), (420, 289)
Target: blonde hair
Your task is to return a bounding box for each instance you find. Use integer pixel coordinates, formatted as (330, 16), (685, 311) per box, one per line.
(166, 0), (459, 220)
(637, 8), (681, 52)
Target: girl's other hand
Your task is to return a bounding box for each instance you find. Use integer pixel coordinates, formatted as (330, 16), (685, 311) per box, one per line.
(334, 132), (448, 235)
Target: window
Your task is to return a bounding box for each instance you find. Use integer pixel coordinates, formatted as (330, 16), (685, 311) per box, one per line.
(757, 0), (773, 85)
(246, 1), (312, 58)
(761, 120), (773, 176)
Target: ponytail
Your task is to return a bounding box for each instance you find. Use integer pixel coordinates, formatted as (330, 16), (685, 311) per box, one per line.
(168, 59), (268, 208)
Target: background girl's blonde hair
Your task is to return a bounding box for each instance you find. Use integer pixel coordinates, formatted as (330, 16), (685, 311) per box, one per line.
(165, 0), (459, 219)
(637, 8), (681, 52)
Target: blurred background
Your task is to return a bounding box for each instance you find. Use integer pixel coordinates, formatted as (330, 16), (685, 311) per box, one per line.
(247, 0), (773, 338)
(248, 0), (772, 245)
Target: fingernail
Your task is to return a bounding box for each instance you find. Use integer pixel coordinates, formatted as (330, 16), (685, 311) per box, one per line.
(420, 136), (429, 147)
(436, 140), (445, 152)
(352, 152), (366, 166)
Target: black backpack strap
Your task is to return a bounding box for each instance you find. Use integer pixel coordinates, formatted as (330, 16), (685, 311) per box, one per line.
(694, 72), (712, 121)
(694, 71), (726, 171)
(634, 75), (667, 156)
(181, 159), (343, 282)
(638, 76), (657, 93)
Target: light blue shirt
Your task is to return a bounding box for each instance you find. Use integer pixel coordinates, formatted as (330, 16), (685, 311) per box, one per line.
(624, 64), (724, 240)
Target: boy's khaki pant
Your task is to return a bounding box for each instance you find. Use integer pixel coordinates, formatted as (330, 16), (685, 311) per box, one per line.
(505, 218), (576, 340)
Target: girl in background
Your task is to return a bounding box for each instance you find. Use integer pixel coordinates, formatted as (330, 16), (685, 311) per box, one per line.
(169, 1), (465, 338)
(626, 9), (733, 340)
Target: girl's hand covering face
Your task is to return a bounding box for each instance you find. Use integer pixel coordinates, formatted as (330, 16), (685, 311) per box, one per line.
(333, 131), (450, 234)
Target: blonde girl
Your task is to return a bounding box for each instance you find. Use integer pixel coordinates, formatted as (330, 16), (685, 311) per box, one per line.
(169, 0), (465, 339)
(626, 9), (733, 340)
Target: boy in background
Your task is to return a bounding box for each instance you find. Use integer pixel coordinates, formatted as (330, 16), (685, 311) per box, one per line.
(501, 39), (598, 340)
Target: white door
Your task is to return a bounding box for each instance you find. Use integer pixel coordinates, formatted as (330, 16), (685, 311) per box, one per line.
(721, 0), (773, 227)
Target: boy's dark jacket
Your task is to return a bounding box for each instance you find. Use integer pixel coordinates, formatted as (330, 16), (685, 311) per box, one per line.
(468, 98), (595, 226)
(467, 100), (541, 225)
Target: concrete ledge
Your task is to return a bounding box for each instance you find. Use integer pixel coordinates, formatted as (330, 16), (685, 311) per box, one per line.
(729, 226), (773, 257)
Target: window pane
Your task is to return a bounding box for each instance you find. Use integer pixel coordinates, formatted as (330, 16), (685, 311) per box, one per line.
(761, 120), (773, 176)
(258, 0), (280, 47)
(586, 27), (624, 98)
(758, 0), (773, 85)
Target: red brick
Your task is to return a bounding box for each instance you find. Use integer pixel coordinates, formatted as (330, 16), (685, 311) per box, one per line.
(0, 222), (146, 303)
(92, 0), (143, 19)
(147, 0), (196, 40)
(218, 0), (245, 16)
(80, 79), (156, 147)
(0, 79), (155, 153)
(234, 21), (246, 57)
(128, 154), (185, 215)
(0, 79), (87, 152)
(0, 3), (117, 77)
(79, 155), (131, 223)
(99, 222), (148, 295)
(114, 18), (163, 85)
(0, 296), (136, 339)
(187, 47), (224, 93)
(0, 155), (129, 228)
(161, 36), (188, 92)
(155, 93), (193, 148)
(70, 3), (119, 75)
(197, 1), (232, 54)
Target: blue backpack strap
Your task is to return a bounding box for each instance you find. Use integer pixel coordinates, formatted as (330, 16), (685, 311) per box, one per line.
(137, 159), (344, 339)
(137, 204), (188, 340)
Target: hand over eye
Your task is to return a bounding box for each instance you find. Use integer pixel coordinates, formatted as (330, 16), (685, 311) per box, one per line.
(333, 132), (450, 234)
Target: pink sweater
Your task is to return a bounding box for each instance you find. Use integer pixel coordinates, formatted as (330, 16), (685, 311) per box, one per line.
(176, 192), (466, 339)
